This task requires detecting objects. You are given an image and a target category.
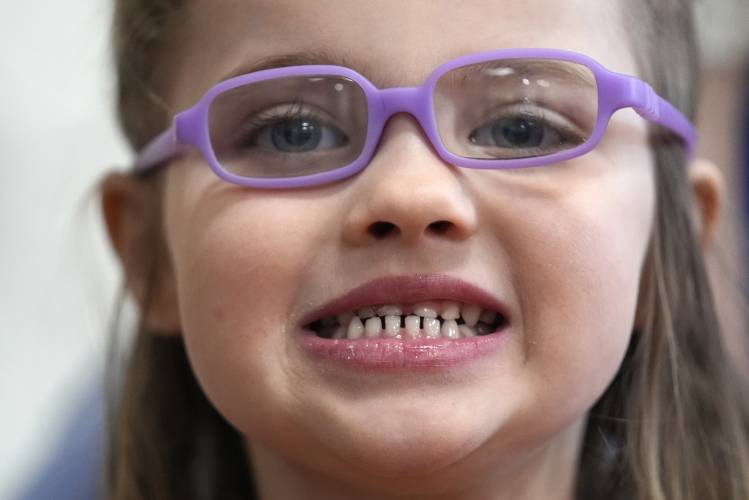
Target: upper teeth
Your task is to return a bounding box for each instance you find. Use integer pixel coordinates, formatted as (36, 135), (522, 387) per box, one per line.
(317, 301), (504, 340)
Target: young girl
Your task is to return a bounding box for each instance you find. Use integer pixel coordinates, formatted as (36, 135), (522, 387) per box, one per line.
(99, 0), (749, 499)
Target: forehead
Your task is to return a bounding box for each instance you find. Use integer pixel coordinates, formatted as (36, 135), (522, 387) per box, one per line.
(170, 0), (633, 106)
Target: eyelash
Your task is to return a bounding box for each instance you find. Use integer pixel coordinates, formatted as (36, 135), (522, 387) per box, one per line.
(236, 100), (328, 148)
(477, 103), (586, 143)
(231, 99), (587, 154)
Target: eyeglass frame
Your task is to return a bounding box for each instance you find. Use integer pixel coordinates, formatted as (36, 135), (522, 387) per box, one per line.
(132, 48), (696, 189)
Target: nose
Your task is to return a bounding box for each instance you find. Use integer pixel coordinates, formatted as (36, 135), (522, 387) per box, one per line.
(341, 115), (478, 247)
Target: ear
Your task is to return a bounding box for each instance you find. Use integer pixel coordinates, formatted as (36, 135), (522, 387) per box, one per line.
(687, 158), (725, 250)
(99, 172), (181, 335)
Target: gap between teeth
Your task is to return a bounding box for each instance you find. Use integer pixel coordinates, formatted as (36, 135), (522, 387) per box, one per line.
(316, 302), (504, 340)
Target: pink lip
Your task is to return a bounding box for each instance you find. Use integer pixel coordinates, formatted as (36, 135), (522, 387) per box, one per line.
(299, 274), (511, 326)
(297, 332), (508, 370)
(296, 274), (511, 370)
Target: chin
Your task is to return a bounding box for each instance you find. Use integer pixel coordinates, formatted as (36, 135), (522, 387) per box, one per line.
(316, 403), (497, 479)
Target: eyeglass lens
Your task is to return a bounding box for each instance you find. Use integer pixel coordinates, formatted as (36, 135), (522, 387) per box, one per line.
(433, 59), (598, 160)
(207, 59), (599, 179)
(209, 76), (368, 179)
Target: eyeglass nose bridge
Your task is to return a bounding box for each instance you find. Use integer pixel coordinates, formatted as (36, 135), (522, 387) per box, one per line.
(375, 86), (441, 154)
(379, 86), (427, 122)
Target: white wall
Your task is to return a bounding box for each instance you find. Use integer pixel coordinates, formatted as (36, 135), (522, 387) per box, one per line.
(0, 0), (128, 497)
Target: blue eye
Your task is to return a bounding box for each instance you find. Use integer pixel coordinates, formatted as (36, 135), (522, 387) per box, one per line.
(468, 108), (585, 156)
(496, 118), (545, 147)
(271, 119), (321, 152)
(470, 116), (563, 149)
(244, 110), (349, 154)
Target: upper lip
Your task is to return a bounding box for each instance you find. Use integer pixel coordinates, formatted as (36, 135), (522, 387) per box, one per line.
(299, 274), (511, 326)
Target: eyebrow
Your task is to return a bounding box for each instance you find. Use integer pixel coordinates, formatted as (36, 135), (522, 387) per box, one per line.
(454, 59), (596, 86)
(223, 49), (375, 82)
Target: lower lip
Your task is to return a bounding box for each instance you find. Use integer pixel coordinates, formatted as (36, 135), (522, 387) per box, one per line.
(297, 327), (508, 370)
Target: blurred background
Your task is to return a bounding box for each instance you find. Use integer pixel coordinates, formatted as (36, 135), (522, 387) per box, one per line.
(0, 0), (747, 498)
(0, 1), (128, 498)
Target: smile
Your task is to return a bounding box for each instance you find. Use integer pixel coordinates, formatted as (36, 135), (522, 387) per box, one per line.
(297, 277), (511, 369)
(308, 301), (507, 340)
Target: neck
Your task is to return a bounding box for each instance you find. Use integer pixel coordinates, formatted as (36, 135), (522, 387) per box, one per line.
(245, 417), (585, 500)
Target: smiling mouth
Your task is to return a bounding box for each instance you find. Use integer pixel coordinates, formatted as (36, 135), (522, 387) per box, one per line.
(305, 301), (508, 340)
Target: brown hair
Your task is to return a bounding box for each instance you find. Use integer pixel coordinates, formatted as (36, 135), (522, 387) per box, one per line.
(104, 1), (749, 499)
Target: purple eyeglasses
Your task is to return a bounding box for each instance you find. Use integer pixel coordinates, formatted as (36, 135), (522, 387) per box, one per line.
(133, 48), (696, 189)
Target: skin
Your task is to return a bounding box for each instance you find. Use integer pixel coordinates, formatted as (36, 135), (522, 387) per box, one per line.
(101, 1), (724, 499)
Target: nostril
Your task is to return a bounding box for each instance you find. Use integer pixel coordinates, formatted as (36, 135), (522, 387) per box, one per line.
(428, 220), (453, 235)
(369, 221), (398, 238)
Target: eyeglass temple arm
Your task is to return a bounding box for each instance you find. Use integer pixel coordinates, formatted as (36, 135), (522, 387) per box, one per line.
(133, 123), (179, 173)
(626, 78), (697, 157)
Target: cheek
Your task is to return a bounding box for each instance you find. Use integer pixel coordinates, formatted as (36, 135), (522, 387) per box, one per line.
(164, 187), (336, 432)
(496, 156), (655, 422)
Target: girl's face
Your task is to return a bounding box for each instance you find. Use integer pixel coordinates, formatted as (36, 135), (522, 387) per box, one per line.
(159, 0), (653, 495)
